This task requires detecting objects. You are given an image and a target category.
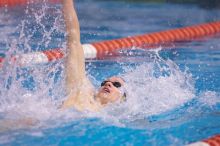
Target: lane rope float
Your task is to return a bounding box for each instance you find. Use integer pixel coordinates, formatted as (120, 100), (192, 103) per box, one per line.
(187, 135), (220, 146)
(0, 21), (220, 67)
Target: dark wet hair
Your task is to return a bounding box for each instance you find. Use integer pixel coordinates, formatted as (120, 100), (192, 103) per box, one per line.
(119, 76), (127, 102)
(121, 92), (127, 102)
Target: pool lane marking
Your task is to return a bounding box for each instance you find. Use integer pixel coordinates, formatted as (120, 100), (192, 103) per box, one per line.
(0, 21), (220, 65)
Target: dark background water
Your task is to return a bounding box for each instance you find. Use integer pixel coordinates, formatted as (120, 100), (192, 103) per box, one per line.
(100, 0), (220, 9)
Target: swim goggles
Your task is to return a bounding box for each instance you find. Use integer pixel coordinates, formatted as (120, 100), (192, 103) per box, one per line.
(100, 80), (122, 88)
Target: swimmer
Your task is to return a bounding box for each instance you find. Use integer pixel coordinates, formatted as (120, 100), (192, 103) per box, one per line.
(61, 0), (126, 111)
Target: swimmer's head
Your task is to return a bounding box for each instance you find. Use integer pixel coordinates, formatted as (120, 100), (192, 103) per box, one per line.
(95, 76), (126, 105)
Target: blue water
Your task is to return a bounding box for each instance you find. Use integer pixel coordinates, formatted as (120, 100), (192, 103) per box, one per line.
(0, 0), (220, 146)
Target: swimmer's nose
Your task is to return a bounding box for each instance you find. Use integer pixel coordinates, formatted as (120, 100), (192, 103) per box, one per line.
(104, 82), (112, 87)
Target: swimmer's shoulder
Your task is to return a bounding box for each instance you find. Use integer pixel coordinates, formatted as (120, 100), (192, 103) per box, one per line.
(61, 78), (102, 112)
(61, 92), (101, 112)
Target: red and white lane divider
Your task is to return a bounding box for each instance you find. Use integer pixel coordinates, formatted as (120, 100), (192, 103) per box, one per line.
(188, 135), (220, 146)
(0, 0), (59, 7)
(0, 45), (96, 67)
(0, 21), (220, 67)
(91, 21), (220, 58)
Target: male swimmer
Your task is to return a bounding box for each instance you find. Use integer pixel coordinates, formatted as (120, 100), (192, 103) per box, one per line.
(61, 0), (126, 111)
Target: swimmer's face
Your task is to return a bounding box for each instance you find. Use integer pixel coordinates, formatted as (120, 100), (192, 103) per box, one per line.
(96, 76), (125, 105)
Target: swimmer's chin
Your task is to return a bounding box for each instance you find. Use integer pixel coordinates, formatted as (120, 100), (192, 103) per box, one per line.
(95, 94), (111, 105)
(96, 92), (110, 100)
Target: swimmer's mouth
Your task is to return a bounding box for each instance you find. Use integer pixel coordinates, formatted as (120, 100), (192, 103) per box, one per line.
(103, 87), (110, 93)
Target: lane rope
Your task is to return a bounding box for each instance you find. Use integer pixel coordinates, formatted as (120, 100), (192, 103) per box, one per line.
(187, 135), (220, 146)
(0, 21), (220, 67)
(0, 0), (59, 7)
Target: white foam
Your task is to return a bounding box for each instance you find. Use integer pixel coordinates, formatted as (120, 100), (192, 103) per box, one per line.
(98, 66), (194, 126)
(198, 91), (220, 107)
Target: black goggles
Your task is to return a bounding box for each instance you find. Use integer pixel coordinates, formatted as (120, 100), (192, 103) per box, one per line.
(101, 81), (122, 88)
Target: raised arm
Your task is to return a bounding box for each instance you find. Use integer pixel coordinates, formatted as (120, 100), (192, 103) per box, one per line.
(62, 0), (86, 94)
(61, 0), (96, 110)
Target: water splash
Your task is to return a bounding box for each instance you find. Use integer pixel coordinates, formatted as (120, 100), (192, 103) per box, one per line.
(0, 2), (65, 124)
(92, 49), (196, 127)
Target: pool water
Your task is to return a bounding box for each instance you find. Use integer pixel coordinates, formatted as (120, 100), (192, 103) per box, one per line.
(0, 0), (220, 145)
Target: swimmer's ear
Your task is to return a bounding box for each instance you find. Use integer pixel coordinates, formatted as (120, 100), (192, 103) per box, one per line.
(120, 93), (127, 102)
